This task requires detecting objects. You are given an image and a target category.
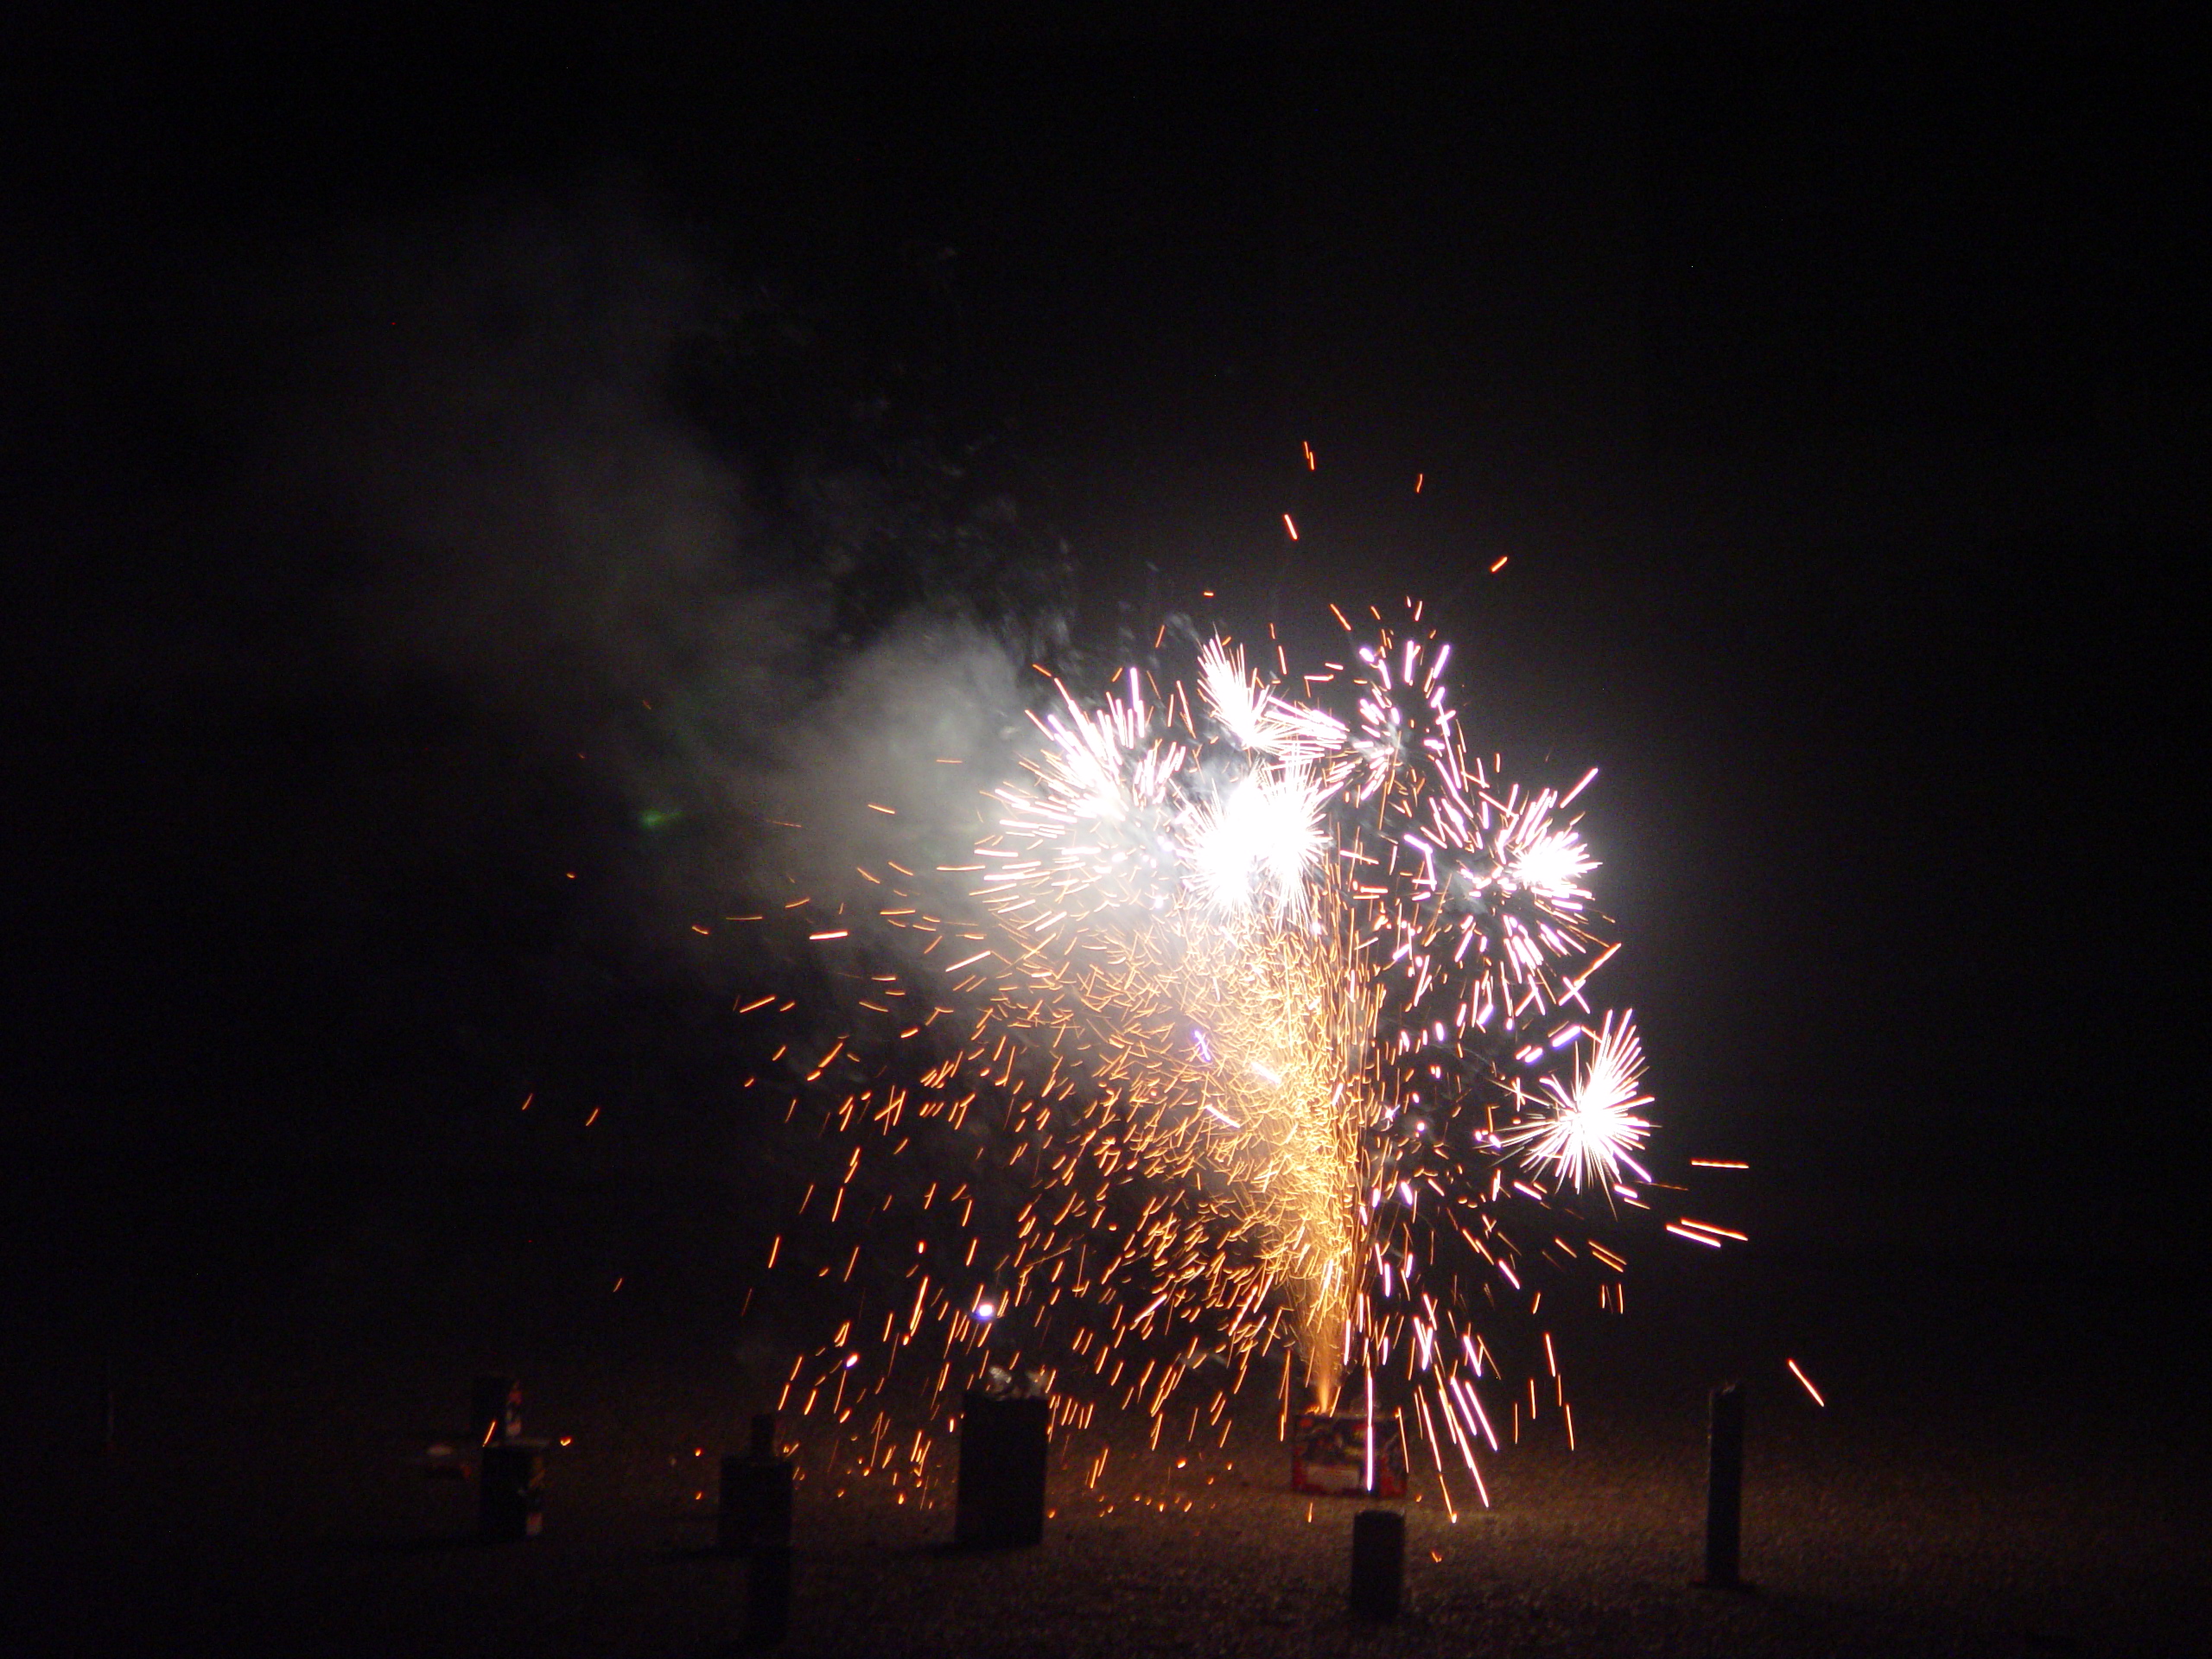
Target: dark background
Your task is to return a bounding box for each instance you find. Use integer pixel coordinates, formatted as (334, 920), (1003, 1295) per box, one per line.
(3, 8), (2202, 1366)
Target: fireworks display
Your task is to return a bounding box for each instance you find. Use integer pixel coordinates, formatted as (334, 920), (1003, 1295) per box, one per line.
(751, 599), (1667, 1513)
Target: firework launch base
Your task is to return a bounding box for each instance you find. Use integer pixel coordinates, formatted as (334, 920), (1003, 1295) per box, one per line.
(1290, 1410), (1407, 1497)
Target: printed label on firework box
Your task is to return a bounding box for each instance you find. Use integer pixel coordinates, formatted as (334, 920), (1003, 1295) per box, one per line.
(1291, 1410), (1407, 1497)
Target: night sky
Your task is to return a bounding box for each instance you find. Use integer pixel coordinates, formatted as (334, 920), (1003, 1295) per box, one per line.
(3, 10), (2202, 1355)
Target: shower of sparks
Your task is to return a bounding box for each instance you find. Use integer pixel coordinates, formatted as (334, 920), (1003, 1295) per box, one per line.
(753, 600), (1686, 1512)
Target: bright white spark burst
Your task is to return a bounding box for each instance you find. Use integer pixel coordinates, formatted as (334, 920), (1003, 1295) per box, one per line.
(768, 601), (1672, 1515)
(1504, 1014), (1653, 1192)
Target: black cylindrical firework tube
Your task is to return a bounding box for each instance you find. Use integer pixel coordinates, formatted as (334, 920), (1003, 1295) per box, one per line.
(1701, 1381), (1745, 1587)
(479, 1441), (543, 1541)
(746, 1542), (792, 1646)
(954, 1390), (1048, 1548)
(721, 1414), (794, 1555)
(1349, 1508), (1405, 1619)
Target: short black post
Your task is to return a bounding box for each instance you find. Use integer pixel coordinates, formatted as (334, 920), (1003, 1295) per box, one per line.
(746, 1542), (792, 1647)
(472, 1375), (521, 1446)
(721, 1413), (795, 1555)
(479, 1441), (544, 1541)
(1700, 1381), (1745, 1588)
(954, 1389), (1048, 1548)
(1349, 1509), (1405, 1619)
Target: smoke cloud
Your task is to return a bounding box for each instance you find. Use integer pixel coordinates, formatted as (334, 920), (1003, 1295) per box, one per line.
(232, 181), (1051, 933)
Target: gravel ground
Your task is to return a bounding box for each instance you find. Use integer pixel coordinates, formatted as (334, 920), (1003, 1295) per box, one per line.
(14, 1264), (2205, 1657)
